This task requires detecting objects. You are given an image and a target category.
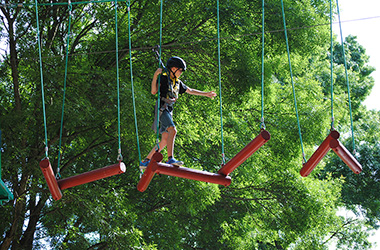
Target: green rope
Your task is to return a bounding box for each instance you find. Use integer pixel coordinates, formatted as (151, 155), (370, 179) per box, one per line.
(216, 0), (225, 164)
(57, 2), (73, 178)
(329, 0), (335, 130)
(155, 0), (164, 151)
(115, 0), (122, 161)
(35, 0), (49, 159)
(260, 0), (266, 129)
(336, 0), (355, 150)
(280, 0), (306, 163)
(127, 2), (142, 165)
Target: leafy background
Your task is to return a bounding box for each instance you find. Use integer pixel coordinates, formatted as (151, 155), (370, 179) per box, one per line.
(1, 0), (379, 249)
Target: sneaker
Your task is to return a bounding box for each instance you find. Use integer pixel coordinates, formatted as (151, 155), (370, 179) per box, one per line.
(166, 157), (183, 167)
(140, 159), (150, 168)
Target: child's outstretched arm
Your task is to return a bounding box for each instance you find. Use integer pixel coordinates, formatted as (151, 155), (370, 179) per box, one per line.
(186, 87), (217, 99)
(151, 68), (163, 95)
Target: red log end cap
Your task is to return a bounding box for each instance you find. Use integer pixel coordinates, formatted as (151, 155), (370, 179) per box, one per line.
(300, 165), (310, 177)
(152, 152), (164, 162)
(354, 167), (362, 174)
(330, 130), (340, 140)
(260, 129), (271, 141)
(330, 139), (339, 149)
(39, 158), (51, 169)
(224, 176), (232, 187)
(120, 162), (126, 173)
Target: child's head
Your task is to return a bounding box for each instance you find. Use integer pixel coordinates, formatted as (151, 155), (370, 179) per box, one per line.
(166, 56), (186, 78)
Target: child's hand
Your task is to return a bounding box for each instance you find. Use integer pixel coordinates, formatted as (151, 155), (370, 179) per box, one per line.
(154, 68), (163, 76)
(207, 91), (217, 99)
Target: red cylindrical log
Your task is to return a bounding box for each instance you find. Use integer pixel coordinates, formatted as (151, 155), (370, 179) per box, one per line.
(300, 130), (340, 177)
(137, 152), (163, 192)
(218, 129), (270, 176)
(58, 162), (126, 190)
(330, 139), (362, 174)
(40, 158), (63, 201)
(152, 163), (232, 186)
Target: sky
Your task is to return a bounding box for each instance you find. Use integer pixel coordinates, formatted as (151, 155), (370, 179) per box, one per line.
(334, 0), (380, 112)
(332, 1), (380, 248)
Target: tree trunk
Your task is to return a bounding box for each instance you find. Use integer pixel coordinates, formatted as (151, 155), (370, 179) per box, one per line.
(18, 193), (48, 250)
(4, 8), (22, 111)
(0, 173), (28, 250)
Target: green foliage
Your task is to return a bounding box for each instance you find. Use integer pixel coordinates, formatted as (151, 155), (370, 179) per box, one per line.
(0, 0), (377, 249)
(332, 35), (375, 110)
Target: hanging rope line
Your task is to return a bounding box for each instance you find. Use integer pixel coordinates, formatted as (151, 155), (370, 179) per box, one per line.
(126, 1), (142, 167)
(216, 0), (225, 165)
(35, 0), (49, 159)
(115, 0), (123, 161)
(57, 1), (73, 179)
(280, 0), (306, 163)
(155, 0), (164, 151)
(260, 0), (266, 130)
(329, 0), (335, 130)
(336, 0), (355, 151)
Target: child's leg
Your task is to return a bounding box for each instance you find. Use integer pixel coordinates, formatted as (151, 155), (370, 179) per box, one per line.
(157, 110), (177, 159)
(165, 126), (183, 166)
(166, 126), (177, 158)
(145, 132), (169, 160)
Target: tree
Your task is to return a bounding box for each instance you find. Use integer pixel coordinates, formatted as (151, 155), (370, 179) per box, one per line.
(0, 0), (376, 249)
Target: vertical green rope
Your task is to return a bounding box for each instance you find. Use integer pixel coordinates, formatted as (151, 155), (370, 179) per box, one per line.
(57, 2), (73, 178)
(35, 0), (49, 159)
(336, 0), (355, 150)
(216, 0), (225, 164)
(115, 0), (122, 161)
(260, 0), (266, 129)
(280, 0), (306, 162)
(329, 0), (335, 130)
(127, 1), (142, 164)
(155, 0), (164, 150)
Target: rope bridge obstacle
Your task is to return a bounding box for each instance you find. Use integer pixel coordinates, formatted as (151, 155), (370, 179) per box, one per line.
(137, 0), (270, 192)
(35, 0), (127, 200)
(292, 0), (362, 177)
(300, 130), (362, 177)
(138, 130), (270, 192)
(40, 159), (125, 200)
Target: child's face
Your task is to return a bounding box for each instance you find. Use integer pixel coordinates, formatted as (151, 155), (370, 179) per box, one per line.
(171, 67), (183, 79)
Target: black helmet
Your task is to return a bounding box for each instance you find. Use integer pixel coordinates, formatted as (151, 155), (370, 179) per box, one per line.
(166, 56), (186, 71)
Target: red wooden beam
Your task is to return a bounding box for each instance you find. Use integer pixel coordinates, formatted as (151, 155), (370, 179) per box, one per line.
(152, 163), (232, 186)
(58, 162), (126, 190)
(218, 129), (270, 176)
(40, 158), (63, 201)
(137, 152), (163, 192)
(300, 130), (340, 177)
(330, 139), (362, 174)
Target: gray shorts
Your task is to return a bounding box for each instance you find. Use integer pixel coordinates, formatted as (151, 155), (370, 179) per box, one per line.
(159, 110), (175, 134)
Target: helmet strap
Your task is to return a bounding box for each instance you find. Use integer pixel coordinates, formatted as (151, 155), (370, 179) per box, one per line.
(168, 67), (179, 80)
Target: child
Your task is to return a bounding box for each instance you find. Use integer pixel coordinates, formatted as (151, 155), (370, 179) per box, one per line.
(140, 56), (216, 167)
